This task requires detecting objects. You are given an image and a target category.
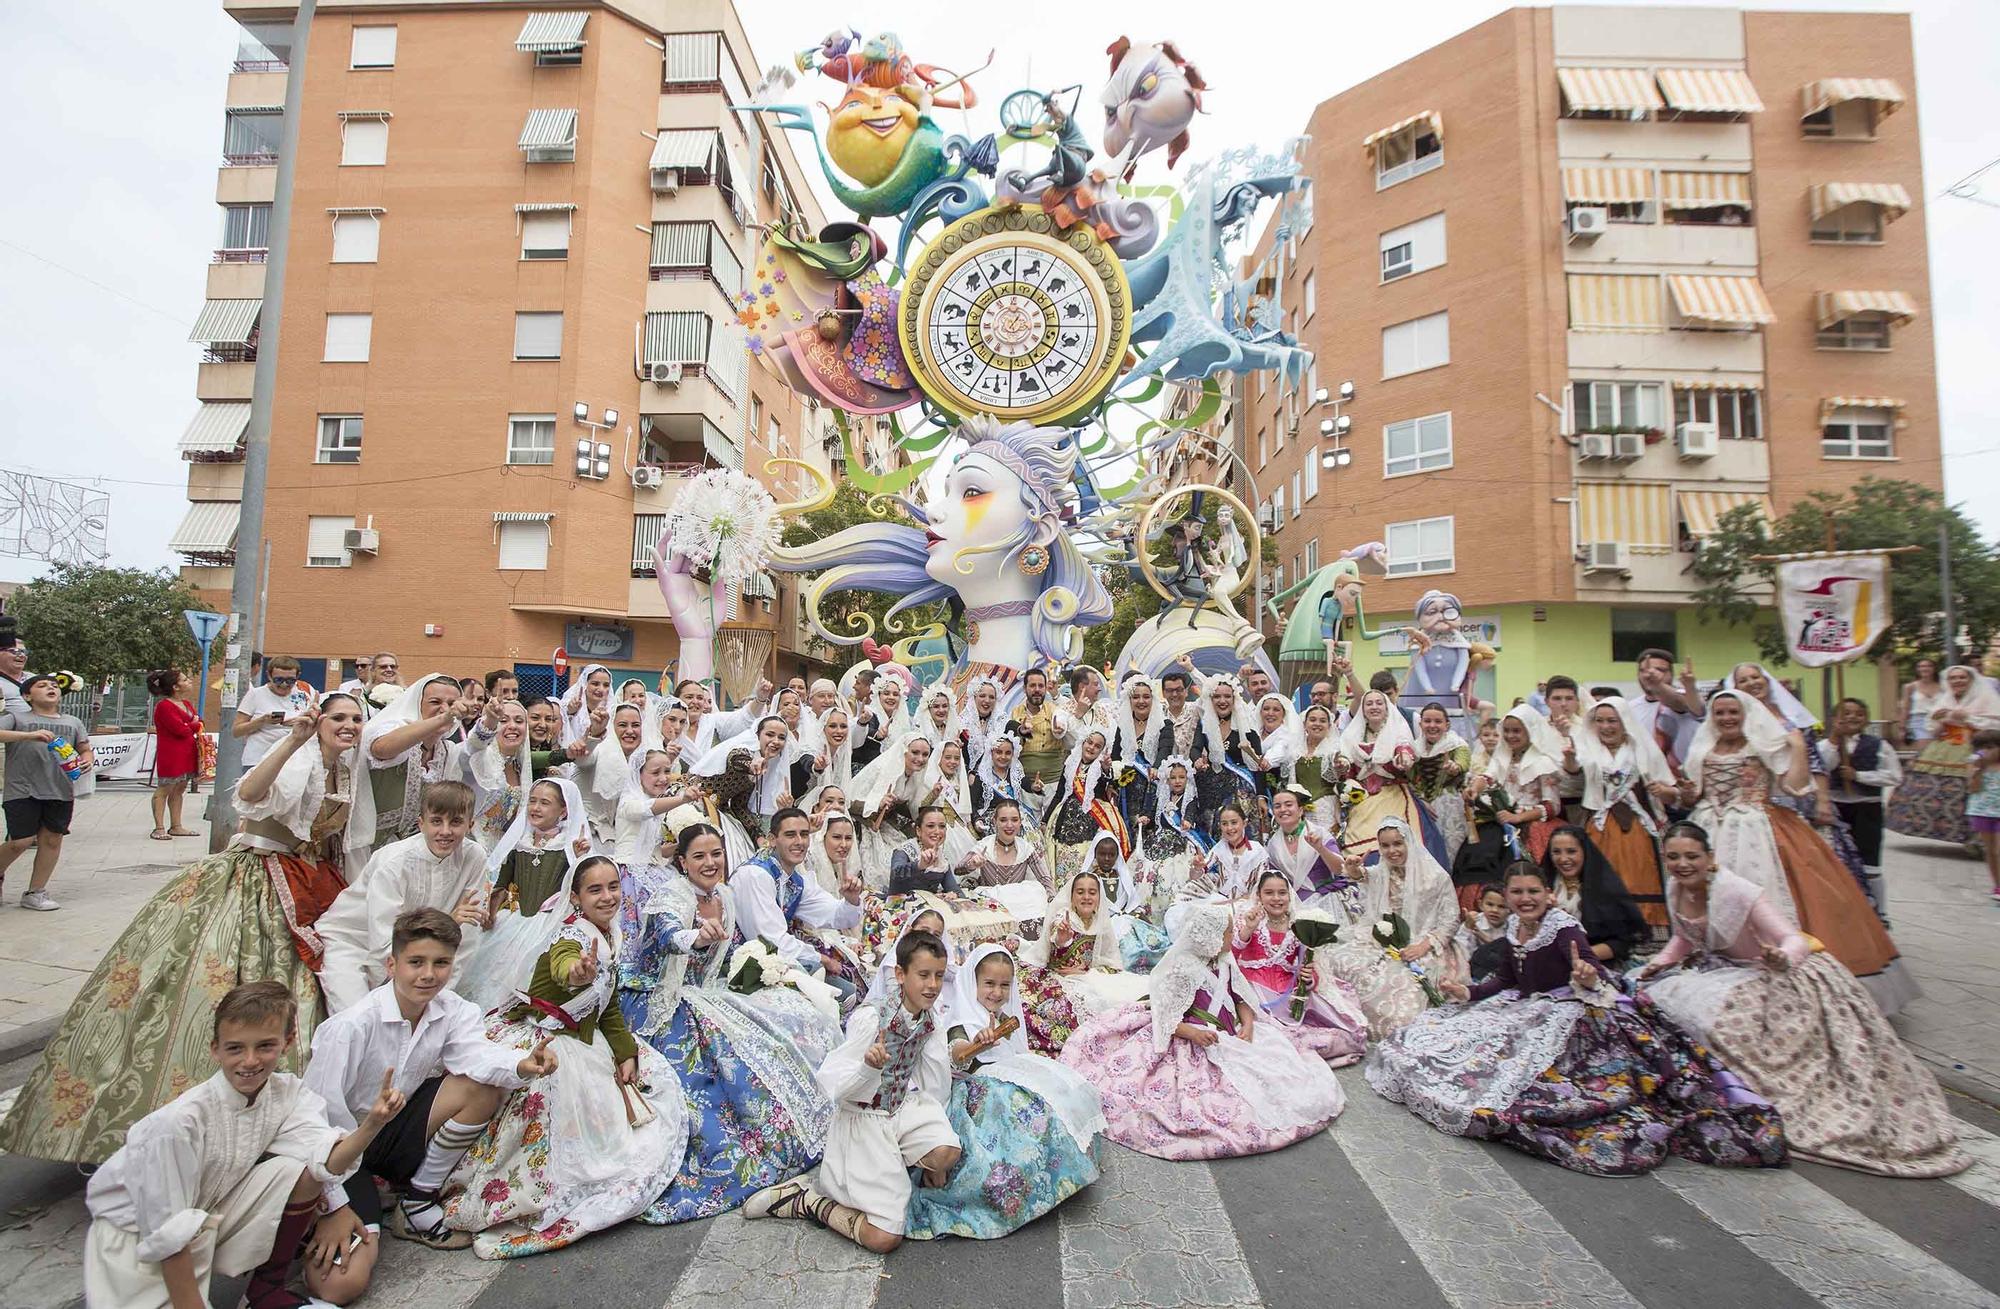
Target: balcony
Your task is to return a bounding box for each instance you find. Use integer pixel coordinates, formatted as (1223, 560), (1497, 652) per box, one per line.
(1568, 329), (1764, 374)
(212, 247), (269, 265)
(196, 361), (256, 401)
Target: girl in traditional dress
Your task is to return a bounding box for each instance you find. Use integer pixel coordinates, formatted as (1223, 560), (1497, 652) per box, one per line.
(1263, 785), (1345, 904)
(1134, 756), (1201, 924)
(557, 665), (614, 748)
(1727, 663), (1868, 887)
(580, 704), (646, 839)
(1017, 870), (1148, 1054)
(0, 695), (361, 1164)
(613, 748), (706, 872)
(693, 715), (803, 844)
(443, 856), (688, 1258)
(1334, 690), (1445, 863)
(1168, 802), (1266, 935)
(1060, 904), (1345, 1160)
(1409, 704), (1471, 864)
(1470, 705), (1566, 863)
(1679, 691), (1911, 1014)
(971, 732), (1033, 838)
(1291, 704), (1342, 829)
(1367, 861), (1786, 1177)
(792, 705), (855, 803)
(851, 675), (914, 773)
(1082, 831), (1171, 971)
(465, 698), (534, 852)
(1231, 871), (1367, 1065)
(1572, 695), (1676, 931)
(1046, 727), (1119, 883)
(904, 945), (1104, 1240)
(851, 734), (935, 889)
(455, 777), (594, 1013)
(924, 738), (977, 864)
(1323, 816), (1464, 1039)
(1888, 664), (2000, 850)
(618, 822), (841, 1222)
(954, 799), (1054, 932)
(1635, 823), (1968, 1178)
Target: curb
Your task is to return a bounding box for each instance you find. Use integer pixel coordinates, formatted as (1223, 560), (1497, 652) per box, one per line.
(0, 1017), (60, 1068)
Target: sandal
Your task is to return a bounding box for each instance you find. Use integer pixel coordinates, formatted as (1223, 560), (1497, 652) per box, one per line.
(168, 828), (200, 837)
(150, 828), (172, 841)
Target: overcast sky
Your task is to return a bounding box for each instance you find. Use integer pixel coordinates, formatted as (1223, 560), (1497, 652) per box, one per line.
(2, 0), (1993, 586)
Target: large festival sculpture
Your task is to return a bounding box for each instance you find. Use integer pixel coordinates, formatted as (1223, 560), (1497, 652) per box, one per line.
(657, 28), (1347, 701)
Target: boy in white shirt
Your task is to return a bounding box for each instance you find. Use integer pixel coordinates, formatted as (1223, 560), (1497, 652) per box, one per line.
(83, 981), (403, 1309)
(314, 781), (489, 1013)
(300, 909), (556, 1301)
(742, 929), (960, 1252)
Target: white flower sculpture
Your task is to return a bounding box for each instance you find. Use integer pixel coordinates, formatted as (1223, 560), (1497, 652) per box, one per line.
(664, 469), (780, 587)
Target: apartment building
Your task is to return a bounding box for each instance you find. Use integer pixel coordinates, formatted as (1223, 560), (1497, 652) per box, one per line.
(1240, 5), (1936, 704)
(168, 0), (841, 697)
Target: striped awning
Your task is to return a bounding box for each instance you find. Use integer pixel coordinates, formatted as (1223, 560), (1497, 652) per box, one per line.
(703, 422), (741, 469)
(1814, 289), (1918, 330)
(514, 202), (575, 214)
(168, 501), (242, 558)
(1567, 274), (1665, 332)
(1562, 166), (1654, 205)
(188, 299), (262, 345)
(1667, 275), (1775, 328)
(650, 129), (718, 172)
(518, 109), (577, 150)
(1361, 110), (1441, 155)
(1576, 482), (1673, 551)
(326, 205), (387, 215)
(1679, 490), (1773, 538)
(1808, 181), (1912, 221)
(644, 310), (713, 363)
(632, 514), (666, 570)
(651, 219), (710, 266)
(1655, 68), (1764, 114)
(178, 403), (251, 456)
(1820, 395), (1907, 423)
(335, 109), (391, 121)
(1672, 378), (1759, 392)
(1557, 67), (1663, 114)
(515, 12), (588, 53)
(1659, 171), (1752, 210)
(1802, 78), (1906, 120)
(743, 570), (776, 600)
(662, 32), (723, 84)
(492, 511), (556, 523)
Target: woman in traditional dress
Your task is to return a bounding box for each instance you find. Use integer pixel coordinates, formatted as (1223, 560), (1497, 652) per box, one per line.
(851, 734), (935, 889)
(1231, 870), (1367, 1065)
(1263, 785), (1345, 904)
(557, 664), (613, 748)
(904, 945), (1104, 1240)
(617, 822), (841, 1222)
(1334, 689), (1445, 863)
(959, 674), (1007, 775)
(1016, 869), (1148, 1054)
(791, 704), (855, 806)
(1572, 695), (1676, 931)
(1471, 705), (1566, 864)
(1322, 816), (1464, 1039)
(924, 737), (978, 865)
(1134, 756), (1201, 924)
(1409, 704), (1471, 864)
(1045, 727), (1120, 884)
(693, 715), (803, 846)
(580, 704), (646, 839)
(970, 732), (1033, 838)
(0, 695), (361, 1164)
(1060, 905), (1345, 1160)
(455, 777), (596, 1014)
(1727, 663), (1868, 886)
(1680, 690), (1912, 1014)
(444, 856), (688, 1258)
(1167, 802), (1266, 935)
(954, 798), (1054, 933)
(1252, 692), (1303, 801)
(1081, 830), (1171, 971)
(913, 685), (961, 751)
(1367, 861), (1786, 1177)
(1291, 704), (1343, 829)
(1888, 664), (2000, 849)
(1196, 679), (1265, 835)
(464, 698), (534, 852)
(1534, 826), (1649, 968)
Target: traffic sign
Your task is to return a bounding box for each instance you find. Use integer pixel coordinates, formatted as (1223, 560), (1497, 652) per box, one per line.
(184, 610), (226, 645)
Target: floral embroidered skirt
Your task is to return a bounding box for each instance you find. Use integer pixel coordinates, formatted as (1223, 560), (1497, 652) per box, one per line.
(0, 848), (341, 1164)
(904, 1065), (1102, 1240)
(1886, 739), (1973, 845)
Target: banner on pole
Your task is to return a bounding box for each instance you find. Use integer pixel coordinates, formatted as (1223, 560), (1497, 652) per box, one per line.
(1776, 553), (1892, 667)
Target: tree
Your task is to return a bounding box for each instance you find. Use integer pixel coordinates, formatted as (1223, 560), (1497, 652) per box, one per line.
(1080, 558), (1162, 670)
(1689, 477), (2000, 668)
(8, 563), (214, 685)
(780, 481), (950, 652)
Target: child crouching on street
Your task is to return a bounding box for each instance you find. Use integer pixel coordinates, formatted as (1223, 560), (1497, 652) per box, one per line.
(83, 981), (403, 1309)
(742, 929), (961, 1252)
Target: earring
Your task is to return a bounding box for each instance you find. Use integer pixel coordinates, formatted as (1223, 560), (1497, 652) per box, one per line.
(1019, 545), (1050, 576)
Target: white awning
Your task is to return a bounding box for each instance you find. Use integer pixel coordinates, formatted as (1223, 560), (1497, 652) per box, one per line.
(1808, 182), (1912, 221)
(492, 511), (555, 523)
(515, 12), (588, 53)
(662, 32), (722, 85)
(743, 570), (776, 600)
(518, 109), (577, 150)
(644, 310), (713, 363)
(189, 299), (262, 346)
(169, 501), (242, 558)
(703, 423), (741, 469)
(1655, 68), (1764, 114)
(1814, 290), (1919, 330)
(513, 202), (576, 214)
(650, 129), (718, 172)
(1801, 78), (1906, 120)
(178, 403), (251, 457)
(1557, 67), (1663, 114)
(335, 109), (391, 120)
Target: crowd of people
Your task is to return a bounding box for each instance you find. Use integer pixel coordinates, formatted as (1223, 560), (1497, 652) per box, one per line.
(0, 627), (1983, 1308)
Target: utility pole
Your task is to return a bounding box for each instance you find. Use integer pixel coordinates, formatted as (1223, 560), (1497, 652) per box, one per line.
(1939, 520), (1957, 666)
(209, 0), (316, 852)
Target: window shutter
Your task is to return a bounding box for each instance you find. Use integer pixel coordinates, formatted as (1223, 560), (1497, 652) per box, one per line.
(341, 118), (388, 166)
(497, 521), (550, 570)
(521, 212), (570, 257)
(350, 26), (397, 68)
(330, 214), (378, 262)
(307, 516), (355, 565)
(323, 313), (372, 361)
(514, 312), (563, 359)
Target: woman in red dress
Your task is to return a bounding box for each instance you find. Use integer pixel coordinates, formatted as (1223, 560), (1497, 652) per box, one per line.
(147, 668), (200, 839)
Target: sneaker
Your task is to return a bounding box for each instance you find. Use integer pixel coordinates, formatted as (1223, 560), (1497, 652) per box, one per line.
(20, 890), (60, 912)
(741, 1180), (808, 1221)
(388, 1193), (473, 1250)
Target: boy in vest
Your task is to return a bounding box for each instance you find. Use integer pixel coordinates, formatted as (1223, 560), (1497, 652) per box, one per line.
(1820, 696), (1902, 924)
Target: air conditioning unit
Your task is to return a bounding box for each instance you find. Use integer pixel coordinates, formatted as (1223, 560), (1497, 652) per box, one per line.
(1566, 206), (1608, 241)
(651, 169), (681, 195)
(1676, 422), (1719, 460)
(1578, 432), (1613, 460)
(648, 361), (683, 386)
(342, 528), (380, 554)
(1582, 541), (1629, 573)
(631, 465), (664, 490)
(1611, 432), (1646, 461)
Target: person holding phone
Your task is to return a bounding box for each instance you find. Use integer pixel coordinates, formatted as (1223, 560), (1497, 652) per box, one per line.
(234, 655), (312, 766)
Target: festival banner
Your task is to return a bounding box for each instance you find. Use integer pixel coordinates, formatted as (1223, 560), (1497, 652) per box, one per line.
(1775, 553), (1892, 667)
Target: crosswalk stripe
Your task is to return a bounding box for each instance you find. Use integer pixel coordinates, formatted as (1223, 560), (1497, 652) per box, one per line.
(1057, 1145), (1260, 1309)
(659, 1205), (884, 1309)
(1942, 1117), (2000, 1213)
(1653, 1163), (2000, 1309)
(1330, 1083), (1644, 1309)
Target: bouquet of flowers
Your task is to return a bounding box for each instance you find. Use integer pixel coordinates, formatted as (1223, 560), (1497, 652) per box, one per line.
(1371, 912), (1446, 1008)
(1288, 906), (1342, 1020)
(726, 936), (842, 1022)
(1468, 781), (1516, 825)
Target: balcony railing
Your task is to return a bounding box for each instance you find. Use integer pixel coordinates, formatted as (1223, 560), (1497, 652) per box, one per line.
(213, 247), (270, 264)
(223, 151), (279, 167)
(233, 58), (287, 72)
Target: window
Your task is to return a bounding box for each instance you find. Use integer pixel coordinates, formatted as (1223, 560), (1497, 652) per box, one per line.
(307, 516), (355, 568)
(1816, 316), (1891, 351)
(507, 415), (556, 465)
(330, 213), (379, 263)
(1375, 122), (1442, 188)
(340, 117), (388, 166)
(497, 521), (550, 571)
(323, 313), (372, 362)
(1811, 206), (1883, 244)
(221, 203), (271, 252)
(1305, 538), (1320, 574)
(520, 110), (578, 164)
(1290, 472), (1301, 515)
(513, 311), (563, 360)
(1610, 609), (1676, 664)
(1572, 380), (1664, 432)
(1381, 310), (1449, 379)
(1803, 100), (1877, 141)
(1273, 413), (1284, 453)
(223, 109), (282, 164)
(520, 211), (571, 260)
(1379, 213), (1446, 282)
(1822, 407), (1894, 459)
(1304, 448), (1320, 499)
(1292, 552), (1303, 582)
(1674, 388), (1761, 441)
(315, 415), (363, 464)
(349, 26), (396, 68)
(1302, 271), (1316, 321)
(1384, 412), (1453, 477)
(1257, 428), (1267, 468)
(1272, 483), (1286, 523)
(1386, 515), (1454, 576)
